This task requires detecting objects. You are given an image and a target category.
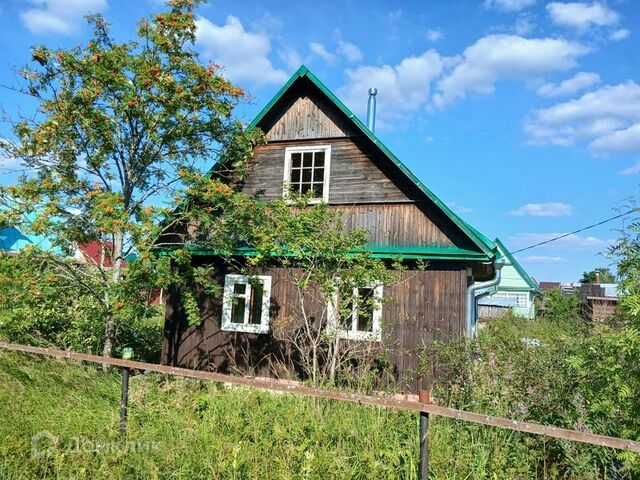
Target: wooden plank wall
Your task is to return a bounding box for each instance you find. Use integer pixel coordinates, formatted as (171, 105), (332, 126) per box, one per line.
(339, 204), (455, 247)
(161, 262), (468, 392)
(265, 93), (356, 141)
(242, 137), (476, 250)
(242, 138), (412, 204)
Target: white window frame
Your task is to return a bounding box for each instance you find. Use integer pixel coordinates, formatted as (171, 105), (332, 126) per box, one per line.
(221, 274), (271, 334)
(283, 145), (331, 204)
(491, 291), (529, 308)
(328, 283), (383, 342)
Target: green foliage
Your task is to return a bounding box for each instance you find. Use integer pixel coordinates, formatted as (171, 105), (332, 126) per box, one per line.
(542, 288), (582, 323)
(247, 197), (402, 386)
(580, 267), (616, 284)
(419, 314), (640, 478)
(610, 206), (640, 323)
(0, 351), (420, 479)
(0, 0), (263, 356)
(0, 250), (163, 362)
(3, 340), (639, 479)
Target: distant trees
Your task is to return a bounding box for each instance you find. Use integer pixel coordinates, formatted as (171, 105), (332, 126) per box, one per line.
(610, 205), (640, 321)
(580, 268), (616, 284)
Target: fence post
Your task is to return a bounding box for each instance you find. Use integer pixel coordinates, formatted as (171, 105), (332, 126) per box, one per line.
(419, 389), (430, 480)
(119, 366), (130, 437)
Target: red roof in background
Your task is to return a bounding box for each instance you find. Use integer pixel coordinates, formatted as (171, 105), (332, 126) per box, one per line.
(538, 282), (561, 291)
(77, 241), (124, 268)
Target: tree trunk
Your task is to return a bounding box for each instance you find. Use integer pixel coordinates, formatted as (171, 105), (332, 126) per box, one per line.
(312, 343), (317, 387)
(102, 231), (125, 367)
(328, 334), (340, 384)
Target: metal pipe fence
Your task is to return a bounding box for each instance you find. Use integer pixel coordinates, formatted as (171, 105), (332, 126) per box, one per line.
(2, 341), (639, 479)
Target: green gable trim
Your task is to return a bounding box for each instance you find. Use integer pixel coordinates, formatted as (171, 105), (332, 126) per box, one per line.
(156, 244), (491, 261)
(496, 286), (540, 293)
(495, 238), (540, 293)
(248, 65), (497, 259)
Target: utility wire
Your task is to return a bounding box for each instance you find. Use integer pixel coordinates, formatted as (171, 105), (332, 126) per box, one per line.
(511, 209), (636, 254)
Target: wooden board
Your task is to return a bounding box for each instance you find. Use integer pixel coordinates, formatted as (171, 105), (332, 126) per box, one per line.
(265, 93), (355, 141)
(162, 261), (468, 393)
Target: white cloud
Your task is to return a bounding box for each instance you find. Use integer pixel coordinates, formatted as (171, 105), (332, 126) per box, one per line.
(426, 29), (443, 42)
(537, 71), (600, 97)
(510, 202), (573, 216)
(590, 122), (640, 154)
(336, 40), (363, 63)
(433, 35), (588, 108)
(514, 14), (536, 36)
(547, 2), (619, 31)
(0, 139), (22, 170)
(310, 36), (363, 64)
(21, 0), (107, 35)
(609, 28), (630, 41)
(525, 81), (640, 155)
(279, 47), (302, 71)
(0, 152), (21, 170)
(448, 201), (474, 214)
(338, 50), (445, 124)
(520, 255), (564, 264)
(309, 42), (336, 63)
(484, 0), (536, 12)
(508, 232), (609, 249)
(619, 160), (640, 176)
(195, 16), (287, 86)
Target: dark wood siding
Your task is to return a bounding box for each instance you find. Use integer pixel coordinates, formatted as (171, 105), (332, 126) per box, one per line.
(265, 94), (356, 141)
(242, 139), (476, 250)
(339, 204), (454, 247)
(242, 137), (411, 204)
(162, 262), (467, 392)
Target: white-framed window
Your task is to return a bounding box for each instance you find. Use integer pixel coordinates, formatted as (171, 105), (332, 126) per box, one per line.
(221, 274), (271, 334)
(491, 291), (529, 308)
(283, 145), (331, 203)
(328, 284), (383, 341)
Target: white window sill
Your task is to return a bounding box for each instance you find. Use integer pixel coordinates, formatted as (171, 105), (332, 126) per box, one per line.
(337, 330), (382, 342)
(221, 323), (270, 335)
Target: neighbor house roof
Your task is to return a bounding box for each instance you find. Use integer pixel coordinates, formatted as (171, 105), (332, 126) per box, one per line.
(495, 238), (539, 293)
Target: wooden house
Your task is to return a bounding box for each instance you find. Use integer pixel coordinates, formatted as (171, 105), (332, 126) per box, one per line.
(161, 66), (502, 391)
(478, 238), (539, 320)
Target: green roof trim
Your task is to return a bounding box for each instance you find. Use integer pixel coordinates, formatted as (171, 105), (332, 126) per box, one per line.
(496, 286), (539, 293)
(157, 244), (491, 261)
(494, 238), (540, 293)
(248, 65), (496, 258)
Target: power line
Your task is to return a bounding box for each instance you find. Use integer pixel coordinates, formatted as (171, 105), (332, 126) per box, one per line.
(511, 209), (636, 254)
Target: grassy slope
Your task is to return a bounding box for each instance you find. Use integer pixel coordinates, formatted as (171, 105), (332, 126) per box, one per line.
(0, 350), (548, 480)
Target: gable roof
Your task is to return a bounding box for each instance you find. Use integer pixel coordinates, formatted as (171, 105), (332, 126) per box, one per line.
(249, 65), (497, 260)
(494, 238), (539, 292)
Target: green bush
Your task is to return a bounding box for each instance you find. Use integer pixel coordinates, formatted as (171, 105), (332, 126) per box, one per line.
(541, 288), (582, 323)
(419, 314), (640, 478)
(0, 251), (163, 362)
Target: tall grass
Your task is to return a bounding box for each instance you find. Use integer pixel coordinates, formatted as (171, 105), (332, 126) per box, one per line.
(2, 311), (638, 479)
(0, 349), (573, 479)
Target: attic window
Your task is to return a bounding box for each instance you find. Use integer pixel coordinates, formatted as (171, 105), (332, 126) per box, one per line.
(283, 145), (331, 203)
(221, 274), (271, 334)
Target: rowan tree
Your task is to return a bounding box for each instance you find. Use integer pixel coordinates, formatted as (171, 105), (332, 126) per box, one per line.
(0, 0), (263, 358)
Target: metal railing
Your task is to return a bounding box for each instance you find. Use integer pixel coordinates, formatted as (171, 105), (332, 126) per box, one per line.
(2, 341), (639, 479)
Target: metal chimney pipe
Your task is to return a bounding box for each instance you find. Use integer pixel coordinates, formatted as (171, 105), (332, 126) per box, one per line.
(366, 87), (377, 133)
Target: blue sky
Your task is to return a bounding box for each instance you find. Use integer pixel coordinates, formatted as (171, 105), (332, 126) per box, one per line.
(0, 0), (639, 282)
